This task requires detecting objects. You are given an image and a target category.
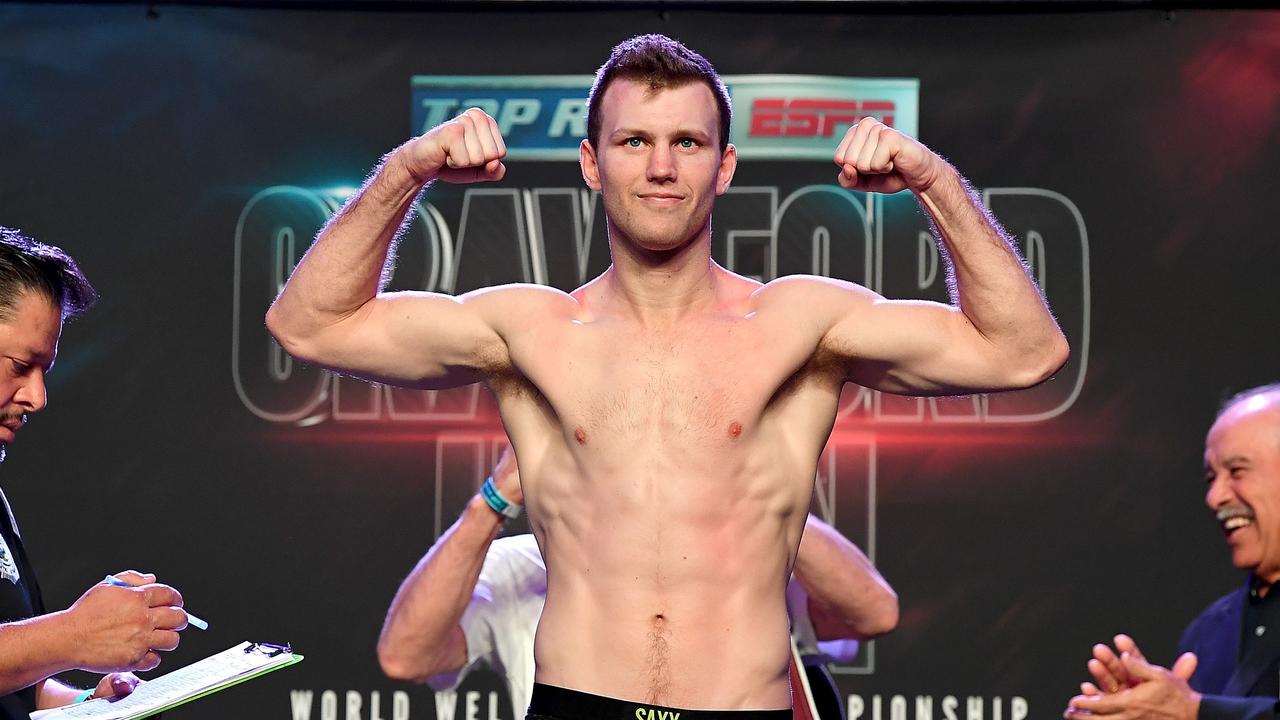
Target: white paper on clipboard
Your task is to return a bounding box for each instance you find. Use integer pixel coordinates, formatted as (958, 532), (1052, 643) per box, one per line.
(31, 641), (301, 720)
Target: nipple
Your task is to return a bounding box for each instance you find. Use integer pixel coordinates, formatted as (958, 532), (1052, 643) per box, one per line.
(728, 421), (742, 439)
(574, 427), (587, 445)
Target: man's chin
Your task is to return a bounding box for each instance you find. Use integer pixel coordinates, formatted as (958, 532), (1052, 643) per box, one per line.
(636, 238), (692, 254)
(634, 220), (707, 249)
(1230, 546), (1263, 574)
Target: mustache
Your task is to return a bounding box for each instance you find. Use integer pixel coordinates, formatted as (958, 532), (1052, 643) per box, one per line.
(1217, 505), (1256, 522)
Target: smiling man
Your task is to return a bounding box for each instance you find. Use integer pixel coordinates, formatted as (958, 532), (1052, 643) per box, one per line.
(0, 228), (191, 720)
(268, 35), (1066, 719)
(1067, 385), (1280, 720)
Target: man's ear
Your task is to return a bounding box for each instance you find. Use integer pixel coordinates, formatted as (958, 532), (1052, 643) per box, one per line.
(580, 139), (602, 192)
(716, 143), (737, 195)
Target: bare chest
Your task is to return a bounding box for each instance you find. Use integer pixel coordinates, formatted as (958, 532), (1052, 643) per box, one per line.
(516, 315), (804, 444)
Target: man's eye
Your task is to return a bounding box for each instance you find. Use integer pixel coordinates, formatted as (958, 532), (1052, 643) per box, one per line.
(678, 138), (697, 148)
(9, 359), (27, 376)
(1230, 467), (1247, 479)
(626, 138), (643, 148)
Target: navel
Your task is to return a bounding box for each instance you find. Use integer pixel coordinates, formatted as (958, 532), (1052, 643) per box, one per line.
(728, 421), (742, 439)
(574, 427), (587, 444)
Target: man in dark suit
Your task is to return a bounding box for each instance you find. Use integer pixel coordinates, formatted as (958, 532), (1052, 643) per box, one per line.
(1065, 384), (1280, 720)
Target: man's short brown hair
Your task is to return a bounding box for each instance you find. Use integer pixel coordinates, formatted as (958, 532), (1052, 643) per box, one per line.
(586, 34), (732, 153)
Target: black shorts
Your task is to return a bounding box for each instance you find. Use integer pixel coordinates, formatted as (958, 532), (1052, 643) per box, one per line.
(525, 683), (793, 720)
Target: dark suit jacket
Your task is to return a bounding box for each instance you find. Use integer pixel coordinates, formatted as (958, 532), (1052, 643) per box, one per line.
(1179, 580), (1280, 720)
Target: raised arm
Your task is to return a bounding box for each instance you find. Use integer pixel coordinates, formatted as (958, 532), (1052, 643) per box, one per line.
(806, 117), (1068, 395)
(791, 514), (898, 640)
(265, 108), (518, 388)
(378, 447), (522, 683)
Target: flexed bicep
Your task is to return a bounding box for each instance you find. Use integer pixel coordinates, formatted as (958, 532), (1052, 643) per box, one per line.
(803, 278), (1031, 395)
(274, 287), (519, 390)
(276, 284), (573, 390)
(831, 299), (1023, 395)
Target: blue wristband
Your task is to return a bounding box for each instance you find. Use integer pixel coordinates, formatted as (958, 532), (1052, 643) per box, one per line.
(73, 688), (94, 704)
(480, 477), (522, 519)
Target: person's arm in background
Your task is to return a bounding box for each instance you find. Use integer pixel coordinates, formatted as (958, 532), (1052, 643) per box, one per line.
(792, 514), (898, 640)
(378, 447), (521, 682)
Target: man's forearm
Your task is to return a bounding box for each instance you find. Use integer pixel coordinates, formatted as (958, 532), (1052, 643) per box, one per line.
(378, 494), (505, 682)
(265, 147), (427, 351)
(35, 678), (84, 710)
(792, 516), (898, 639)
(0, 612), (79, 697)
(915, 165), (1068, 381)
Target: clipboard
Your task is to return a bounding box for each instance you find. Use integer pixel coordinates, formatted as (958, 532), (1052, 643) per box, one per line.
(31, 641), (303, 720)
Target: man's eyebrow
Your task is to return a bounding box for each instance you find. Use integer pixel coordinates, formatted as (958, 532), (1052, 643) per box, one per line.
(11, 347), (54, 369)
(1222, 455), (1252, 467)
(610, 127), (653, 139)
(676, 128), (712, 139)
(609, 127), (712, 141)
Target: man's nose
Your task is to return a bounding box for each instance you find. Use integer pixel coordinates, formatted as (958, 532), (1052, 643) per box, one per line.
(647, 145), (675, 181)
(16, 369), (47, 414)
(1205, 472), (1233, 509)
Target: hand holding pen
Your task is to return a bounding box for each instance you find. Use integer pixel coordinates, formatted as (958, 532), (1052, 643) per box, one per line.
(61, 570), (203, 673)
(102, 574), (208, 630)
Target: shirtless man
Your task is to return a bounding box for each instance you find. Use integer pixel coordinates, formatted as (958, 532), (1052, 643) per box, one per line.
(267, 34), (1068, 717)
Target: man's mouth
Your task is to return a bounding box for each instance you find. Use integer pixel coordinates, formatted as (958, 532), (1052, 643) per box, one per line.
(637, 193), (685, 203)
(1217, 505), (1257, 535)
(0, 413), (23, 442)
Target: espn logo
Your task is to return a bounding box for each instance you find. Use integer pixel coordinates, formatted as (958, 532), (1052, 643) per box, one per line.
(749, 98), (896, 137)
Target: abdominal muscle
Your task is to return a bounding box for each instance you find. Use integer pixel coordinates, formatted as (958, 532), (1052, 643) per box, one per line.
(525, 436), (807, 710)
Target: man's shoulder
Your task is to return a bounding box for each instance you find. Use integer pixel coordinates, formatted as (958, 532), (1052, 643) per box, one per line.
(1200, 585), (1246, 618)
(468, 283), (577, 315)
(1184, 583), (1246, 637)
(753, 274), (876, 312)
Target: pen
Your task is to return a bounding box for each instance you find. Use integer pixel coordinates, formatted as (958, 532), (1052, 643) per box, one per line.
(103, 575), (209, 630)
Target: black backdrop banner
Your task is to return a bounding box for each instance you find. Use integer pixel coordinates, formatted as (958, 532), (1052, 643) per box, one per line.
(2, 4), (1278, 719)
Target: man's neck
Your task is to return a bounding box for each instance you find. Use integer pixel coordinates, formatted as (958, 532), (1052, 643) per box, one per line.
(603, 232), (720, 326)
(1253, 571), (1279, 598)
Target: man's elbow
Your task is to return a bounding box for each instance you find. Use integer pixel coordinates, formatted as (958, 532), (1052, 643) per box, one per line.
(1006, 332), (1070, 390)
(264, 303), (316, 363)
(859, 588), (900, 638)
(377, 643), (430, 684)
(377, 655), (414, 683)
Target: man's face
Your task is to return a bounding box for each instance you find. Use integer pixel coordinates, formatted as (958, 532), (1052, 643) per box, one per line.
(580, 79), (736, 254)
(1204, 394), (1280, 583)
(0, 290), (61, 461)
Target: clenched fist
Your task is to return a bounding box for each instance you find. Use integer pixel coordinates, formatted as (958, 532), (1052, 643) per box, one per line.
(834, 117), (944, 195)
(400, 107), (508, 185)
